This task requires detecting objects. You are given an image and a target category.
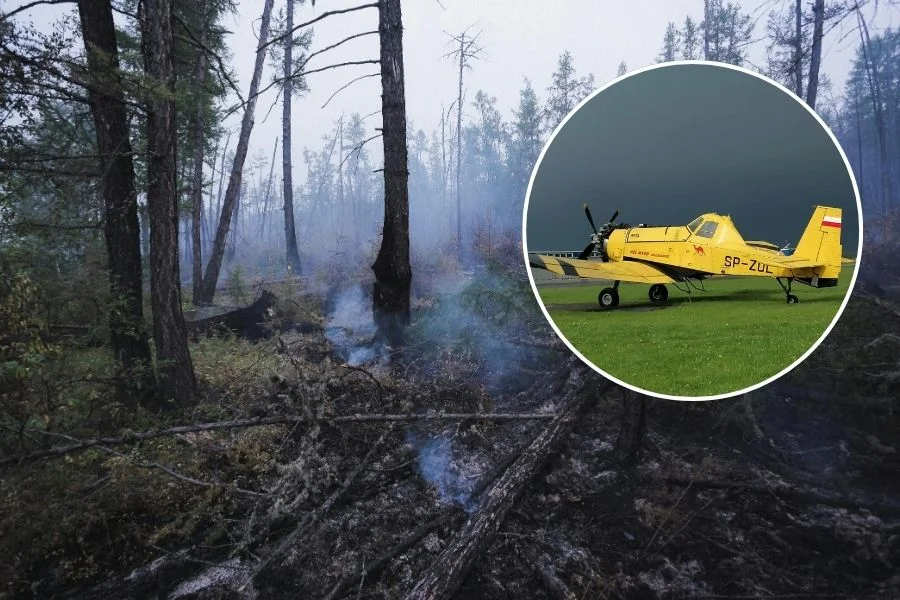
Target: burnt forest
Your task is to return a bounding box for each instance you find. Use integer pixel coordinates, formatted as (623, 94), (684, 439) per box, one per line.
(1, 1), (899, 598)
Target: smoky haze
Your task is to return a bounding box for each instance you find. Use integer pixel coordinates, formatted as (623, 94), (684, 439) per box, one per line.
(525, 64), (860, 256)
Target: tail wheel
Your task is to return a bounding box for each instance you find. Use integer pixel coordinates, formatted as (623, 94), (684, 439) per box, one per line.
(598, 287), (619, 309)
(787, 294), (799, 304)
(648, 284), (668, 304)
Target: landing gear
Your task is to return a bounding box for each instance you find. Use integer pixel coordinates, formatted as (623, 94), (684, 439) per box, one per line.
(777, 277), (798, 304)
(648, 284), (668, 304)
(598, 280), (620, 309)
(598, 287), (619, 309)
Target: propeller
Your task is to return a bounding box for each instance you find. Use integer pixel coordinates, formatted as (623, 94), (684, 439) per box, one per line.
(583, 203), (599, 235)
(580, 203), (620, 261)
(577, 242), (596, 260)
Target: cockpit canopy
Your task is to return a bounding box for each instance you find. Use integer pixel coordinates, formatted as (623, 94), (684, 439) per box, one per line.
(694, 220), (719, 239)
(685, 213), (745, 245)
(686, 217), (719, 238)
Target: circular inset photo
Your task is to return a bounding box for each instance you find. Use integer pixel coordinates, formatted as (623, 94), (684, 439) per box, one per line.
(523, 62), (862, 401)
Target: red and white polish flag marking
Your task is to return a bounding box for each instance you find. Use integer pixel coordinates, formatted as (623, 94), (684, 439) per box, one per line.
(822, 215), (842, 229)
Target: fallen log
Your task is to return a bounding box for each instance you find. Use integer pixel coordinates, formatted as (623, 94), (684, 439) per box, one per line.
(404, 361), (602, 600)
(185, 289), (278, 341)
(0, 412), (557, 467)
(323, 441), (530, 600)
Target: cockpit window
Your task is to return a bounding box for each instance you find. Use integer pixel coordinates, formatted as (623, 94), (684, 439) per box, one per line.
(695, 220), (719, 239)
(686, 217), (703, 232)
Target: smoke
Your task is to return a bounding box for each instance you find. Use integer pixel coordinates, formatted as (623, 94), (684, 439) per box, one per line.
(324, 284), (388, 367)
(406, 269), (546, 397)
(407, 432), (479, 513)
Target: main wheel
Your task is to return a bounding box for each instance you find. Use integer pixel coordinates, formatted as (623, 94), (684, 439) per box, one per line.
(786, 294), (799, 304)
(648, 284), (668, 304)
(598, 287), (619, 309)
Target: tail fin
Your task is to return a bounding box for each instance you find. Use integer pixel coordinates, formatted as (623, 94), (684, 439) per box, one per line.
(793, 205), (842, 280)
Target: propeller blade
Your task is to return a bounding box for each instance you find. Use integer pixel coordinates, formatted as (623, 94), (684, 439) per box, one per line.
(577, 242), (596, 260)
(582, 203), (598, 234)
(609, 209), (619, 224)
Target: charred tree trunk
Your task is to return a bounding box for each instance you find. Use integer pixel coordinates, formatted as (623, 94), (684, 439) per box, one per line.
(405, 364), (596, 600)
(190, 14), (208, 305)
(805, 0), (824, 109)
(143, 0), (197, 406)
(77, 0), (155, 406)
(372, 0), (411, 345)
(197, 0), (275, 305)
(283, 0), (302, 275)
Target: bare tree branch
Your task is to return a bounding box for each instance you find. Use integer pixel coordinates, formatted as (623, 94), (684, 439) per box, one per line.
(0, 412), (558, 467)
(34, 430), (265, 495)
(321, 72), (379, 108)
(262, 2), (379, 51)
(173, 14), (246, 109)
(222, 59), (380, 120)
(0, 0), (74, 25)
(337, 133), (381, 170)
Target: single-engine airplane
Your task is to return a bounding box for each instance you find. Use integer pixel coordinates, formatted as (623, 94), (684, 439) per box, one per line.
(528, 204), (847, 309)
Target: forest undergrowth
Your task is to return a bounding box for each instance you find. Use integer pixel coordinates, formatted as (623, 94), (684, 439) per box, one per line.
(1, 240), (899, 599)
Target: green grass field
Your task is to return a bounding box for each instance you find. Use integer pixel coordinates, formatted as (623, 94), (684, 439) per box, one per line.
(536, 267), (853, 397)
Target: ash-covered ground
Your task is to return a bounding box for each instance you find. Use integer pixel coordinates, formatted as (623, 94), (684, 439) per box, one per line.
(5, 260), (900, 600)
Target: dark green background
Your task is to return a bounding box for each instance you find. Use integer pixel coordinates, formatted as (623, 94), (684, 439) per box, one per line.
(525, 64), (860, 255)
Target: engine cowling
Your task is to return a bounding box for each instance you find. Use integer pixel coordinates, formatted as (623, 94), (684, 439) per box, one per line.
(602, 229), (627, 262)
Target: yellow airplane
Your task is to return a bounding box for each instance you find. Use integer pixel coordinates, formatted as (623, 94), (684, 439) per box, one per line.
(529, 204), (846, 309)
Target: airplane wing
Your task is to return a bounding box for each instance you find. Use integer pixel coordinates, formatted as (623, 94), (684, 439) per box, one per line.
(528, 254), (675, 284)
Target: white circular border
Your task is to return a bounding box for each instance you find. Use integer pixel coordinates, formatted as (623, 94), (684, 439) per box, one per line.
(522, 60), (865, 402)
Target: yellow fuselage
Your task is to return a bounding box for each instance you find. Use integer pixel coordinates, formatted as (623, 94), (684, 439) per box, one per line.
(603, 213), (841, 280)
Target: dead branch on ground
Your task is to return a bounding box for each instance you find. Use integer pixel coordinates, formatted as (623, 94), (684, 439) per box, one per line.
(1, 412), (557, 467)
(240, 423), (398, 590)
(404, 361), (602, 600)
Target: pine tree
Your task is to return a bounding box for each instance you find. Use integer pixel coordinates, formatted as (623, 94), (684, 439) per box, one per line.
(508, 78), (542, 208)
(658, 22), (680, 63)
(702, 0), (754, 66)
(544, 50), (594, 132)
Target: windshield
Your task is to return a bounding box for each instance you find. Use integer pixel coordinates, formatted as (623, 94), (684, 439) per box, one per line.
(686, 217), (703, 232)
(696, 220), (719, 239)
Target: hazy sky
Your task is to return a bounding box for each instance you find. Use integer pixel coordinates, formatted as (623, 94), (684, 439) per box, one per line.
(219, 0), (895, 176)
(11, 0), (898, 187)
(524, 63), (860, 255)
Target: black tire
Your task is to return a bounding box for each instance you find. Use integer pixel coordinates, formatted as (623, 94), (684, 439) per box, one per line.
(786, 294), (799, 304)
(598, 287), (619, 309)
(648, 284), (668, 304)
